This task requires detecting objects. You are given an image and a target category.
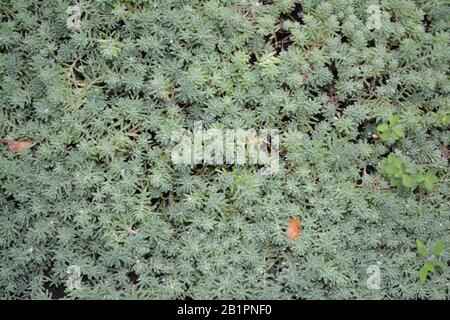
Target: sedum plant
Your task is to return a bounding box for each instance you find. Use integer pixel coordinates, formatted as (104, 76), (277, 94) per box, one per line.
(0, 0), (449, 300)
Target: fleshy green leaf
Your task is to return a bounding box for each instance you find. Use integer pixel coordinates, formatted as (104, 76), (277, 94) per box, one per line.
(402, 175), (414, 188)
(419, 265), (428, 284)
(419, 262), (435, 284)
(390, 115), (400, 125)
(433, 240), (445, 257)
(415, 175), (425, 183)
(416, 240), (427, 257)
(393, 126), (405, 138)
(377, 123), (389, 132)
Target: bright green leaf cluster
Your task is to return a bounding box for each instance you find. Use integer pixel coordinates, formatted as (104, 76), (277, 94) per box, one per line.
(416, 240), (446, 284)
(377, 115), (405, 142)
(381, 155), (439, 191)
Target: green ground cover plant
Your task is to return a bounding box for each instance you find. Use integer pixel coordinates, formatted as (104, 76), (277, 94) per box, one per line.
(0, 0), (449, 299)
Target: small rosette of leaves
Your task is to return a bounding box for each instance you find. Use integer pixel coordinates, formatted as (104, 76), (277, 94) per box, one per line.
(381, 154), (439, 191)
(377, 115), (405, 142)
(416, 239), (446, 284)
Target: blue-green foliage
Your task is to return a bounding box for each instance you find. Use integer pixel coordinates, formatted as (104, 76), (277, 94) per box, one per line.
(0, 0), (449, 299)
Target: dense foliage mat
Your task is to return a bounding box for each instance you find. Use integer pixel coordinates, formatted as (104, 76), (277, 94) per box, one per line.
(0, 0), (449, 299)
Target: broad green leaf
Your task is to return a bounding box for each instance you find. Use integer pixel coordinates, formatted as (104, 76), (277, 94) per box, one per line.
(419, 262), (435, 284)
(390, 115), (400, 125)
(415, 175), (425, 183)
(405, 166), (417, 175)
(433, 240), (445, 257)
(391, 178), (401, 187)
(393, 126), (405, 138)
(377, 123), (389, 132)
(382, 163), (396, 175)
(419, 265), (429, 284)
(416, 240), (427, 257)
(386, 154), (395, 161)
(402, 175), (414, 188)
(380, 132), (390, 140)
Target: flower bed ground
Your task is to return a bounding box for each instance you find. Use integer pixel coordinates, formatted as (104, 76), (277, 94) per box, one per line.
(0, 0), (449, 299)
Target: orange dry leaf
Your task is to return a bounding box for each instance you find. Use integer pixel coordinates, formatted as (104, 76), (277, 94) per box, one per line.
(6, 140), (33, 153)
(286, 217), (301, 239)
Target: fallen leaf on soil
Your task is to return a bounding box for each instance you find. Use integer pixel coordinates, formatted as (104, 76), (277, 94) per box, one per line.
(286, 217), (301, 239)
(6, 140), (33, 153)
